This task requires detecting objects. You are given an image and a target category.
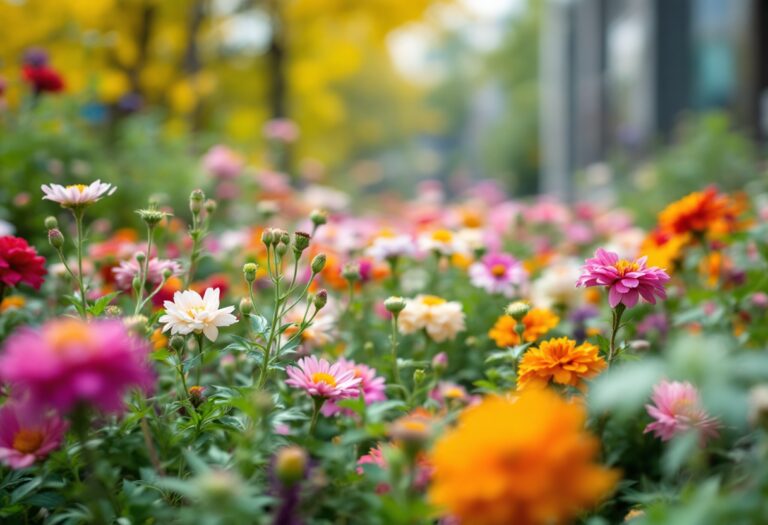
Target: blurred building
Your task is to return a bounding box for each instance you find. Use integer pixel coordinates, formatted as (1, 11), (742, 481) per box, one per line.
(540, 0), (768, 199)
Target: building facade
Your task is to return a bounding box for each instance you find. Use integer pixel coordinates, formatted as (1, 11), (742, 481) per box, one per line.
(540, 0), (768, 200)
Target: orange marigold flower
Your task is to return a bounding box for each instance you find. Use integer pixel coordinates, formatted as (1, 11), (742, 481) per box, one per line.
(657, 186), (743, 238)
(429, 389), (619, 525)
(640, 228), (689, 270)
(517, 337), (606, 390)
(488, 308), (559, 347)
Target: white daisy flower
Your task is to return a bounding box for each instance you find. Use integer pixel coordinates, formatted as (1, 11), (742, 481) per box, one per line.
(398, 295), (466, 343)
(159, 288), (238, 342)
(365, 234), (416, 262)
(41, 180), (116, 208)
(417, 229), (468, 257)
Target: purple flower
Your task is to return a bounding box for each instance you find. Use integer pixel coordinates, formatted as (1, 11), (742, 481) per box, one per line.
(468, 253), (528, 297)
(576, 248), (670, 308)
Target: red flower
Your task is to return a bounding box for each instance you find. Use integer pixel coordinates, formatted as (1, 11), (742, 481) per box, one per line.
(22, 65), (64, 93)
(0, 236), (46, 290)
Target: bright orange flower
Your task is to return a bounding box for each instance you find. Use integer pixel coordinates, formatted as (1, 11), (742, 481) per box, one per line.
(640, 228), (689, 270)
(657, 187), (744, 239)
(0, 295), (25, 313)
(488, 308), (559, 347)
(517, 337), (606, 390)
(429, 389), (618, 525)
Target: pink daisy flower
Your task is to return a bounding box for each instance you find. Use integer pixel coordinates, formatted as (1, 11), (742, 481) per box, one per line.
(468, 253), (528, 297)
(321, 358), (387, 417)
(112, 256), (182, 291)
(0, 402), (67, 469)
(0, 318), (155, 414)
(285, 356), (361, 400)
(644, 380), (720, 443)
(576, 248), (670, 308)
(202, 145), (244, 179)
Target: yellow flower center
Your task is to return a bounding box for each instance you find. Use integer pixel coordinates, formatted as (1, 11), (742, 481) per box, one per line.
(444, 387), (465, 399)
(490, 264), (507, 277)
(399, 419), (429, 433)
(13, 428), (44, 454)
(614, 259), (640, 275)
(311, 372), (337, 387)
(66, 184), (88, 192)
(431, 230), (453, 243)
(0, 295), (25, 313)
(420, 295), (446, 306)
(186, 305), (206, 317)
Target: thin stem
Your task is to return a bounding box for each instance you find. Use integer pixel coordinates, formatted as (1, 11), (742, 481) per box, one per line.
(134, 224), (154, 315)
(73, 209), (88, 317)
(195, 332), (205, 386)
(608, 304), (626, 364)
(390, 314), (402, 387)
(309, 397), (324, 436)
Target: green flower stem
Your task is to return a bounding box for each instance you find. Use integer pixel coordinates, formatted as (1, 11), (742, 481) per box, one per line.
(134, 224), (154, 315)
(309, 397), (324, 436)
(608, 303), (626, 364)
(390, 314), (402, 388)
(72, 208), (88, 317)
(194, 332), (205, 386)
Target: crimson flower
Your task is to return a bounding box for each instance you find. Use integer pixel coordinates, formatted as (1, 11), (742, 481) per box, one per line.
(22, 65), (65, 93)
(0, 236), (46, 290)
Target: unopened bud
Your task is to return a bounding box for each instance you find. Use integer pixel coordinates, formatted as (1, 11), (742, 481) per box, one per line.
(384, 296), (406, 315)
(132, 276), (142, 292)
(310, 209), (327, 227)
(311, 253), (327, 274)
(104, 305), (122, 318)
(44, 216), (58, 230)
(275, 243), (288, 256)
(239, 297), (253, 315)
(432, 351), (448, 371)
(243, 262), (258, 283)
(278, 230), (290, 245)
(162, 268), (173, 279)
(48, 228), (65, 249)
(136, 207), (167, 227)
(188, 385), (206, 407)
(275, 446), (308, 487)
(293, 231), (311, 253)
(313, 289), (328, 310)
(135, 252), (146, 263)
(169, 335), (185, 352)
(204, 199), (217, 214)
(262, 229), (274, 246)
(189, 189), (205, 214)
(342, 262), (360, 283)
(413, 369), (426, 385)
(505, 301), (531, 321)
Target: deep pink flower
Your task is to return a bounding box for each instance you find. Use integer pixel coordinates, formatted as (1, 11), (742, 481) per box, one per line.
(576, 248), (670, 308)
(468, 253), (527, 297)
(0, 236), (46, 290)
(0, 319), (155, 414)
(644, 380), (720, 443)
(112, 256), (182, 291)
(356, 445), (387, 474)
(321, 359), (386, 416)
(0, 402), (67, 469)
(285, 356), (361, 400)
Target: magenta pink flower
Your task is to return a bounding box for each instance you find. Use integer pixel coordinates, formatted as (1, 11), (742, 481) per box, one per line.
(285, 356), (361, 400)
(468, 253), (527, 297)
(0, 319), (155, 414)
(0, 236), (46, 290)
(112, 256), (182, 291)
(576, 248), (670, 308)
(0, 402), (67, 469)
(356, 445), (387, 475)
(321, 359), (386, 416)
(644, 380), (720, 443)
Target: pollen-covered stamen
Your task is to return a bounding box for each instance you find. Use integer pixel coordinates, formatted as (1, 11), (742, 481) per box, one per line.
(311, 372), (337, 387)
(614, 259), (640, 276)
(12, 428), (44, 454)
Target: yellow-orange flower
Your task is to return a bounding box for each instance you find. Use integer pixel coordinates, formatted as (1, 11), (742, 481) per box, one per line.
(517, 337), (606, 390)
(0, 295), (25, 313)
(640, 229), (689, 270)
(429, 389), (618, 525)
(488, 308), (559, 347)
(657, 187), (744, 239)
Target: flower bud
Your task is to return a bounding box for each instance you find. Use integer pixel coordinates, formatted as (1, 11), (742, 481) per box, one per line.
(314, 289), (328, 310)
(311, 253), (327, 274)
(169, 335), (185, 352)
(189, 189), (205, 215)
(162, 268), (173, 279)
(243, 262), (258, 283)
(505, 300), (531, 321)
(279, 230), (291, 245)
(363, 341), (375, 353)
(239, 297), (253, 315)
(261, 229), (274, 246)
(389, 414), (431, 449)
(293, 231), (311, 253)
(135, 252), (146, 263)
(136, 207), (168, 227)
(310, 209), (327, 227)
(275, 446), (308, 487)
(44, 216), (58, 230)
(432, 351), (448, 372)
(48, 228), (65, 249)
(104, 305), (122, 318)
(188, 385), (206, 407)
(384, 296), (406, 315)
(275, 243), (288, 256)
(123, 315), (148, 334)
(132, 276), (142, 292)
(204, 199), (217, 214)
(413, 369), (426, 385)
(342, 262), (360, 283)
(749, 385), (768, 429)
